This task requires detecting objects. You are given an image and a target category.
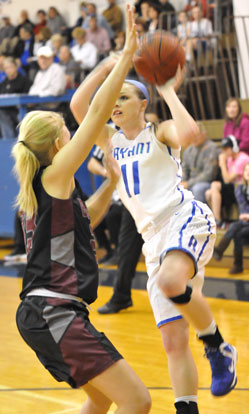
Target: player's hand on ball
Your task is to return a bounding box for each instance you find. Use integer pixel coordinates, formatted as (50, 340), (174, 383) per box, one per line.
(156, 65), (186, 95)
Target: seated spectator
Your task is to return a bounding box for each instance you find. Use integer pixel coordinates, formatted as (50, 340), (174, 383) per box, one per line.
(223, 97), (249, 155)
(82, 2), (114, 40)
(29, 46), (66, 98)
(177, 10), (191, 51)
(85, 14), (111, 60)
(13, 9), (34, 38)
(102, 0), (124, 34)
(0, 55), (7, 83)
(74, 2), (88, 28)
(47, 6), (67, 35)
(0, 57), (30, 139)
(33, 9), (47, 36)
(33, 26), (52, 58)
(13, 23), (34, 76)
(185, 0), (215, 20)
(135, 0), (152, 29)
(112, 30), (125, 52)
(181, 121), (220, 202)
(50, 33), (65, 62)
(158, 0), (176, 30)
(147, 2), (161, 33)
(135, 17), (147, 39)
(205, 135), (249, 227)
(59, 45), (82, 88)
(0, 16), (15, 45)
(213, 162), (249, 274)
(71, 27), (98, 73)
(188, 4), (215, 57)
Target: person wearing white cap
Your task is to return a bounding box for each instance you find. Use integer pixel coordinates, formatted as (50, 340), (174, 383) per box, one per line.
(205, 135), (249, 228)
(29, 46), (66, 97)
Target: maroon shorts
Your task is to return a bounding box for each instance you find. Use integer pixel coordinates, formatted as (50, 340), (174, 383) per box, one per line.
(16, 296), (123, 388)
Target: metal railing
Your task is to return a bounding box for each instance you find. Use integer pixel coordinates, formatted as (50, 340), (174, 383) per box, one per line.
(150, 2), (249, 121)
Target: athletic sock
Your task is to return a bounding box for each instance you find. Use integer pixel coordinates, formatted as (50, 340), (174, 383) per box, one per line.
(198, 325), (224, 348)
(174, 401), (199, 414)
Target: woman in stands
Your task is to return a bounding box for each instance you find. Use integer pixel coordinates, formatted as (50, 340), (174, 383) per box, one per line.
(224, 97), (249, 155)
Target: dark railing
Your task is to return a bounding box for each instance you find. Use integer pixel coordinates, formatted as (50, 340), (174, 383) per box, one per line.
(152, 2), (249, 121)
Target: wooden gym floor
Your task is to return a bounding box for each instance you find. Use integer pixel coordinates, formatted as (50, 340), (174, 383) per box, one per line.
(1, 240), (249, 414)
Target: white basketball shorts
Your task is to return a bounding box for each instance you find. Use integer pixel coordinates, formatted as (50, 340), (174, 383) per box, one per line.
(142, 200), (216, 327)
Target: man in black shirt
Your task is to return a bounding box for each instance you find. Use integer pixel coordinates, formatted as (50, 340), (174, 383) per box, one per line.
(0, 57), (30, 138)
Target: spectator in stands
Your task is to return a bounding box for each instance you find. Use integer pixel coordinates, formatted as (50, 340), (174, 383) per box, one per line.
(74, 2), (88, 28)
(71, 27), (98, 73)
(0, 55), (6, 83)
(85, 14), (111, 60)
(82, 2), (114, 40)
(135, 17), (147, 39)
(0, 16), (15, 44)
(13, 10), (34, 38)
(0, 57), (30, 139)
(181, 121), (220, 203)
(29, 46), (66, 98)
(177, 10), (191, 50)
(47, 6), (67, 35)
(213, 162), (249, 274)
(33, 10), (47, 36)
(102, 0), (124, 34)
(59, 45), (82, 88)
(50, 33), (65, 62)
(185, 0), (215, 20)
(13, 23), (34, 76)
(112, 30), (125, 52)
(188, 4), (215, 57)
(33, 26), (52, 57)
(158, 0), (176, 30)
(223, 97), (249, 156)
(205, 135), (249, 228)
(147, 2), (161, 33)
(135, 0), (153, 28)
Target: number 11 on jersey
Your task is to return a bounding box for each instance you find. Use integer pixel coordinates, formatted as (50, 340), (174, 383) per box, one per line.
(121, 161), (140, 198)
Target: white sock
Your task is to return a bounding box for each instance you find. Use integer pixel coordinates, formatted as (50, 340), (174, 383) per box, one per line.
(175, 395), (198, 404)
(197, 320), (217, 338)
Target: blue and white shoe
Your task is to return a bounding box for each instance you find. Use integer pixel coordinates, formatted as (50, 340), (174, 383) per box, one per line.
(205, 342), (238, 396)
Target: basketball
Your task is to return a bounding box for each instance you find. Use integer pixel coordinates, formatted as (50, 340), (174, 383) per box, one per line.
(133, 30), (186, 86)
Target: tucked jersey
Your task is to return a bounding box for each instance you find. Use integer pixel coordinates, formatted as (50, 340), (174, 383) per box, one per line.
(112, 123), (193, 234)
(20, 168), (98, 304)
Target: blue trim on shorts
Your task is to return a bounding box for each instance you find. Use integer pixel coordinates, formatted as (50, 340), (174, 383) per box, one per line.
(157, 314), (183, 328)
(160, 247), (198, 276)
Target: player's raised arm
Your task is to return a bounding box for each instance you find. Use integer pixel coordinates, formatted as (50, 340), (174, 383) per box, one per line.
(49, 5), (137, 182)
(156, 66), (200, 149)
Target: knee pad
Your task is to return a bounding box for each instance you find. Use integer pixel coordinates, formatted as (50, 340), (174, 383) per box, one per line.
(169, 286), (193, 304)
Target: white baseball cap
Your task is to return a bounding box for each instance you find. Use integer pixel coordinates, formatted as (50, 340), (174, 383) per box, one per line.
(37, 46), (54, 58)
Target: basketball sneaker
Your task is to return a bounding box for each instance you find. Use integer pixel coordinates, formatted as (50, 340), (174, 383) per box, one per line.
(205, 342), (237, 396)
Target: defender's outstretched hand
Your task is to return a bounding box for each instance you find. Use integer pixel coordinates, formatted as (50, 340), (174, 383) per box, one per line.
(123, 4), (138, 57)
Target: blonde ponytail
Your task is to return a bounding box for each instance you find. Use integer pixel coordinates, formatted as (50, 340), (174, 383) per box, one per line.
(12, 111), (64, 218)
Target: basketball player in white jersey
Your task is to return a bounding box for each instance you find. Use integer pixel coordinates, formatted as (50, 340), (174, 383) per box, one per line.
(70, 59), (238, 414)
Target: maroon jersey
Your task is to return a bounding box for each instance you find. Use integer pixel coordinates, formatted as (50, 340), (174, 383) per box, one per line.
(20, 168), (98, 304)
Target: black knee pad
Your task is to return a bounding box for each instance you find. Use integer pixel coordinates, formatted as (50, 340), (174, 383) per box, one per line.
(169, 286), (193, 304)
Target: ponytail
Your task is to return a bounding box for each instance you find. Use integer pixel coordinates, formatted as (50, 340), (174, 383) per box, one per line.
(12, 111), (64, 218)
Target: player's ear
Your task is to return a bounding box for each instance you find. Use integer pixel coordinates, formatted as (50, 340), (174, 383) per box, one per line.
(141, 99), (147, 112)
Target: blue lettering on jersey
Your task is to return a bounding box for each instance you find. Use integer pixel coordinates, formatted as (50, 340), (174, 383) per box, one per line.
(113, 142), (151, 160)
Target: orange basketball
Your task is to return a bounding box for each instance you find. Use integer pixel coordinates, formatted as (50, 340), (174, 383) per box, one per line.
(133, 30), (186, 85)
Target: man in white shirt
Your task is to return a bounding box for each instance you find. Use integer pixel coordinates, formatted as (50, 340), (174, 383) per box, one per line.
(71, 27), (98, 72)
(29, 46), (66, 97)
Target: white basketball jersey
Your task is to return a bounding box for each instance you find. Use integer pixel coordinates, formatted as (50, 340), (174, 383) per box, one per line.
(112, 123), (193, 234)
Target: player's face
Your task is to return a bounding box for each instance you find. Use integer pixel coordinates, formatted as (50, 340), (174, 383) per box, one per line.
(111, 84), (144, 127)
